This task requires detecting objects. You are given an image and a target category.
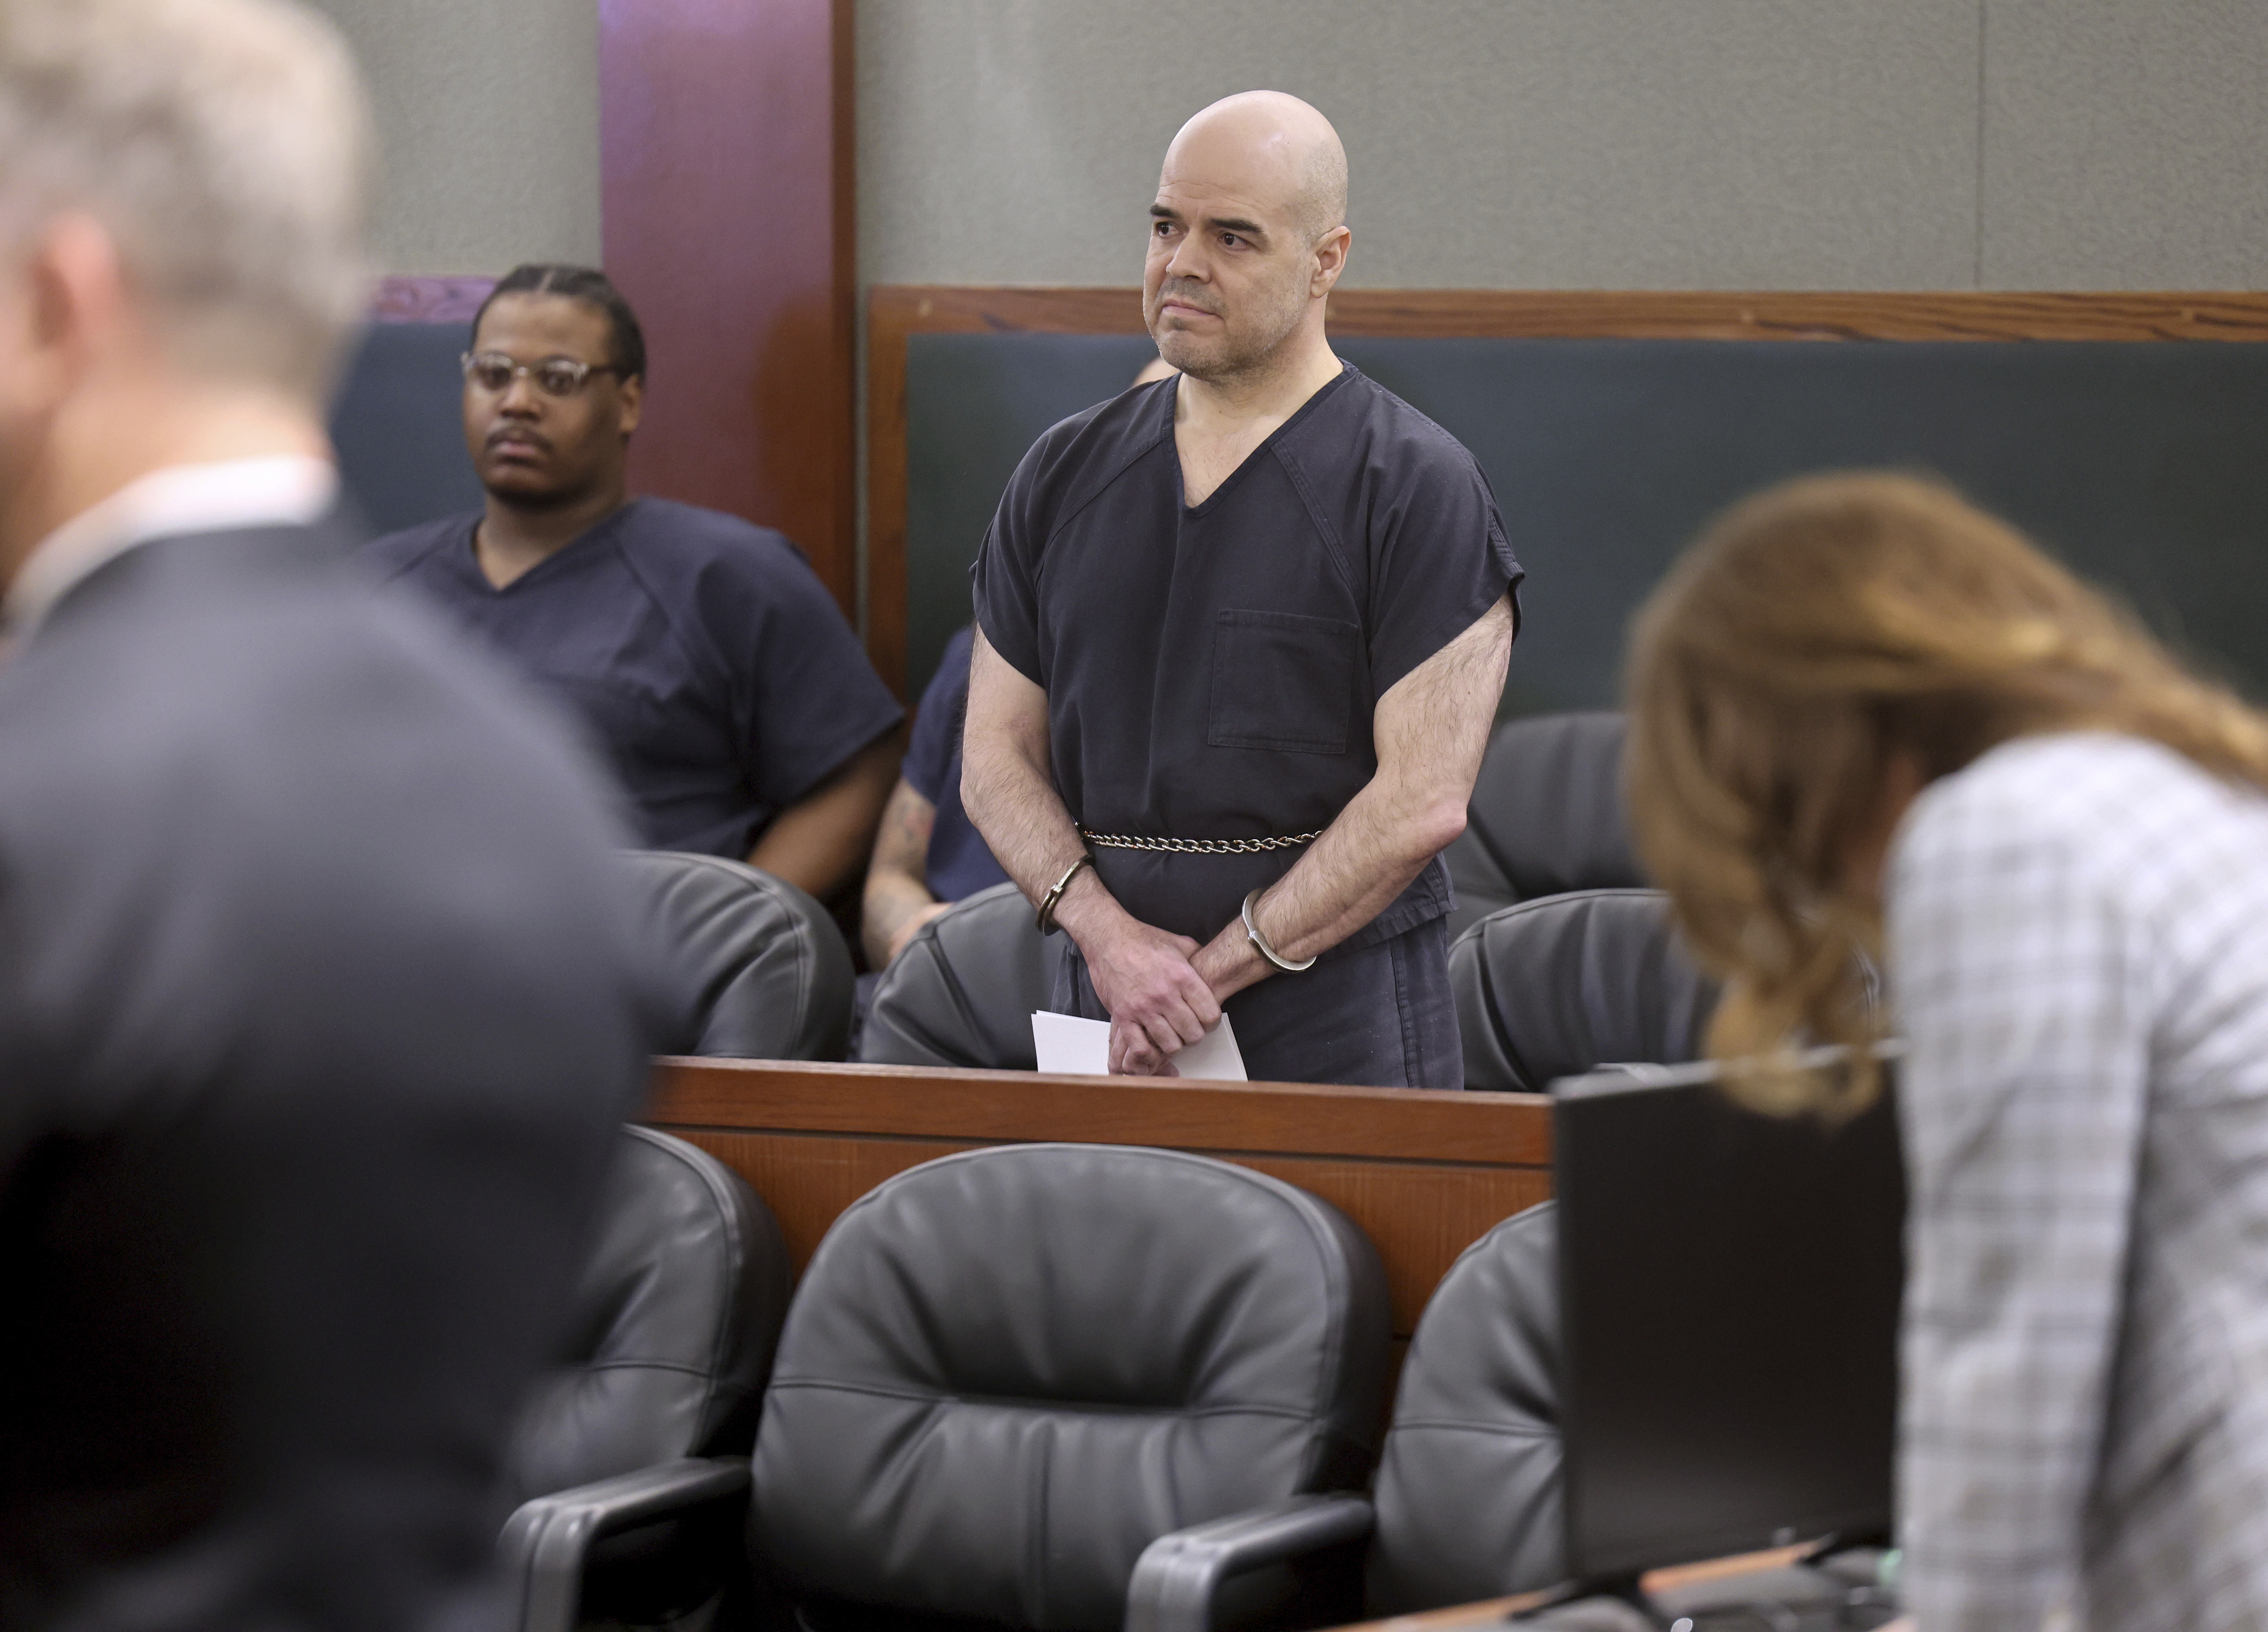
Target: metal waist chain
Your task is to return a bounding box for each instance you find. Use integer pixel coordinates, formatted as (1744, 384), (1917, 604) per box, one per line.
(1079, 827), (1322, 855)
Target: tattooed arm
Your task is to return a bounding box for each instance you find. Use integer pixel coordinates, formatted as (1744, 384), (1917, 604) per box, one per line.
(860, 773), (950, 966)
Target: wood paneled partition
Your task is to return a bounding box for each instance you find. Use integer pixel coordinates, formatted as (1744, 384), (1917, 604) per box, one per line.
(646, 1058), (1553, 1345)
(371, 276), (495, 324)
(863, 286), (2268, 696)
(600, 0), (858, 617)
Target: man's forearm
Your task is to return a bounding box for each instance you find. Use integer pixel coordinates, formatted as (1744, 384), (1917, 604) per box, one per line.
(962, 741), (1147, 960)
(1191, 773), (1463, 1000)
(962, 637), (1158, 958)
(962, 627), (1223, 1071)
(960, 736), (1091, 908)
(748, 730), (904, 901)
(862, 862), (938, 966)
(861, 779), (942, 966)
(1191, 593), (1513, 1001)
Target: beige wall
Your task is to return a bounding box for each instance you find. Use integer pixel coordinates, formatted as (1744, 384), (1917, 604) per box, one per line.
(304, 0), (602, 276)
(857, 0), (2268, 291)
(310, 0), (2266, 289)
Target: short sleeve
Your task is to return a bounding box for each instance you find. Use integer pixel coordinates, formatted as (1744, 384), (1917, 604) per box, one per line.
(902, 625), (975, 805)
(968, 437), (1053, 687)
(693, 530), (904, 811)
(1296, 405), (1521, 698)
(1374, 464), (1520, 695)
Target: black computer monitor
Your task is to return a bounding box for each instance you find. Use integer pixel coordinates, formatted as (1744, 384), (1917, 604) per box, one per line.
(1552, 1053), (1906, 1589)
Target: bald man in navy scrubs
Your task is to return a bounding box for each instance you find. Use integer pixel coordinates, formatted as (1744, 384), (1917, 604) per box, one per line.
(965, 92), (1520, 1086)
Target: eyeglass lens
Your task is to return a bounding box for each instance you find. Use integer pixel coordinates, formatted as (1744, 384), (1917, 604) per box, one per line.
(466, 354), (595, 398)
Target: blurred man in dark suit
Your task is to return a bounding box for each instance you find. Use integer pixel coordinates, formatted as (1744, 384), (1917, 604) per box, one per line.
(0, 2), (656, 1628)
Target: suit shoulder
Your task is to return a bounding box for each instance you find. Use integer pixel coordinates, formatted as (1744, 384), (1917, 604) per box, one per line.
(0, 535), (609, 820)
(0, 537), (650, 1121)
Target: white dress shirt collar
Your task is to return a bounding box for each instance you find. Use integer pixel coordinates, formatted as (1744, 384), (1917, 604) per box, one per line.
(1, 454), (337, 642)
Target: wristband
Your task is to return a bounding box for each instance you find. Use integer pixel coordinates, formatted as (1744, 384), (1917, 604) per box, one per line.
(1035, 854), (1093, 934)
(1241, 888), (1316, 973)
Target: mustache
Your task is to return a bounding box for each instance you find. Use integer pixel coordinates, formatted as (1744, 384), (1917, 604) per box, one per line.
(1155, 281), (1220, 316)
(485, 424), (553, 454)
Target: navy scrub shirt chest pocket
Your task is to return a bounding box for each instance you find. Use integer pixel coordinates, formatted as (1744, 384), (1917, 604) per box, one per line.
(1207, 608), (1361, 755)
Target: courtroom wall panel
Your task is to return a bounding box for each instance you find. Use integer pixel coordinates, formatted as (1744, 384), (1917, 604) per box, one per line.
(302, 0), (602, 274)
(317, 0), (2268, 295)
(868, 288), (2268, 703)
(1983, 0), (2268, 289)
(858, 0), (2268, 294)
(858, 0), (1976, 291)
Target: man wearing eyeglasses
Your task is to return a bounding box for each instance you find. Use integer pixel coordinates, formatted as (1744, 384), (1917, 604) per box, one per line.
(366, 263), (904, 904)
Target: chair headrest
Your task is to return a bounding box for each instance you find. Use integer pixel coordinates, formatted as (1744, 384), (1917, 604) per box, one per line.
(1451, 888), (1717, 1093)
(627, 850), (854, 1059)
(1456, 712), (1644, 903)
(751, 1143), (1391, 1628)
(857, 881), (1065, 1069)
(503, 1126), (791, 1504)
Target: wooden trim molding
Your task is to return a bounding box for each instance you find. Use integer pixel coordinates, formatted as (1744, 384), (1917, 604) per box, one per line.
(1320, 288), (2268, 342)
(370, 274), (495, 325)
(649, 1056), (1550, 1165)
(863, 285), (2268, 693)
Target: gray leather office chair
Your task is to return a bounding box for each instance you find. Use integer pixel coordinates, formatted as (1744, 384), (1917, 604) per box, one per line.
(1366, 1202), (1563, 1609)
(1443, 712), (1645, 941)
(856, 880), (1066, 1068)
(1125, 1202), (1564, 1631)
(498, 1126), (793, 1632)
(629, 849), (856, 1060)
(752, 1143), (1391, 1631)
(1449, 888), (1718, 1092)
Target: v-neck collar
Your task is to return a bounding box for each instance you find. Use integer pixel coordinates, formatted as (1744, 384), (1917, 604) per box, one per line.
(1172, 364), (1356, 519)
(464, 498), (639, 596)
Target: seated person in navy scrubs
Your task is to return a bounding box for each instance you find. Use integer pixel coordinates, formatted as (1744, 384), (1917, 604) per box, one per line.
(365, 264), (904, 901)
(860, 360), (1177, 968)
(964, 94), (1520, 1086)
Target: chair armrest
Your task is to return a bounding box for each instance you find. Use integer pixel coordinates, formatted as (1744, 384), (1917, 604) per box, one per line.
(499, 1456), (751, 1632)
(1125, 1492), (1376, 1632)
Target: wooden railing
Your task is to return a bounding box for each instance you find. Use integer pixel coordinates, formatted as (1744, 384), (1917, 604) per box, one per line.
(646, 1058), (1552, 1348)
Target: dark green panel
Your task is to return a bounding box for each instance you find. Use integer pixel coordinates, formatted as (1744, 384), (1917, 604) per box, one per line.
(905, 333), (2268, 712)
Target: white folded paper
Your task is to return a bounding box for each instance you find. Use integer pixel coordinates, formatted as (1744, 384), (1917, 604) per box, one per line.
(1031, 1011), (1248, 1081)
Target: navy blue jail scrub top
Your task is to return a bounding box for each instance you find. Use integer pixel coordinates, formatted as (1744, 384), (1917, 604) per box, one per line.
(903, 624), (1011, 901)
(970, 364), (1522, 1088)
(364, 497), (904, 859)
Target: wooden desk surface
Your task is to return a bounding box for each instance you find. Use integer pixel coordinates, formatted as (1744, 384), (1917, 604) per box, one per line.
(1327, 1546), (1817, 1630)
(646, 1058), (1554, 1340)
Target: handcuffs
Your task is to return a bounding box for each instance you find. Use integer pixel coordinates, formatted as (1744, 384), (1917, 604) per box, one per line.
(1241, 887), (1315, 973)
(1037, 858), (1315, 976)
(1035, 854), (1092, 934)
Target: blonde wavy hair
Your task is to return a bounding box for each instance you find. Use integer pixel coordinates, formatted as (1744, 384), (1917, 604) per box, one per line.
(1625, 471), (2268, 1117)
